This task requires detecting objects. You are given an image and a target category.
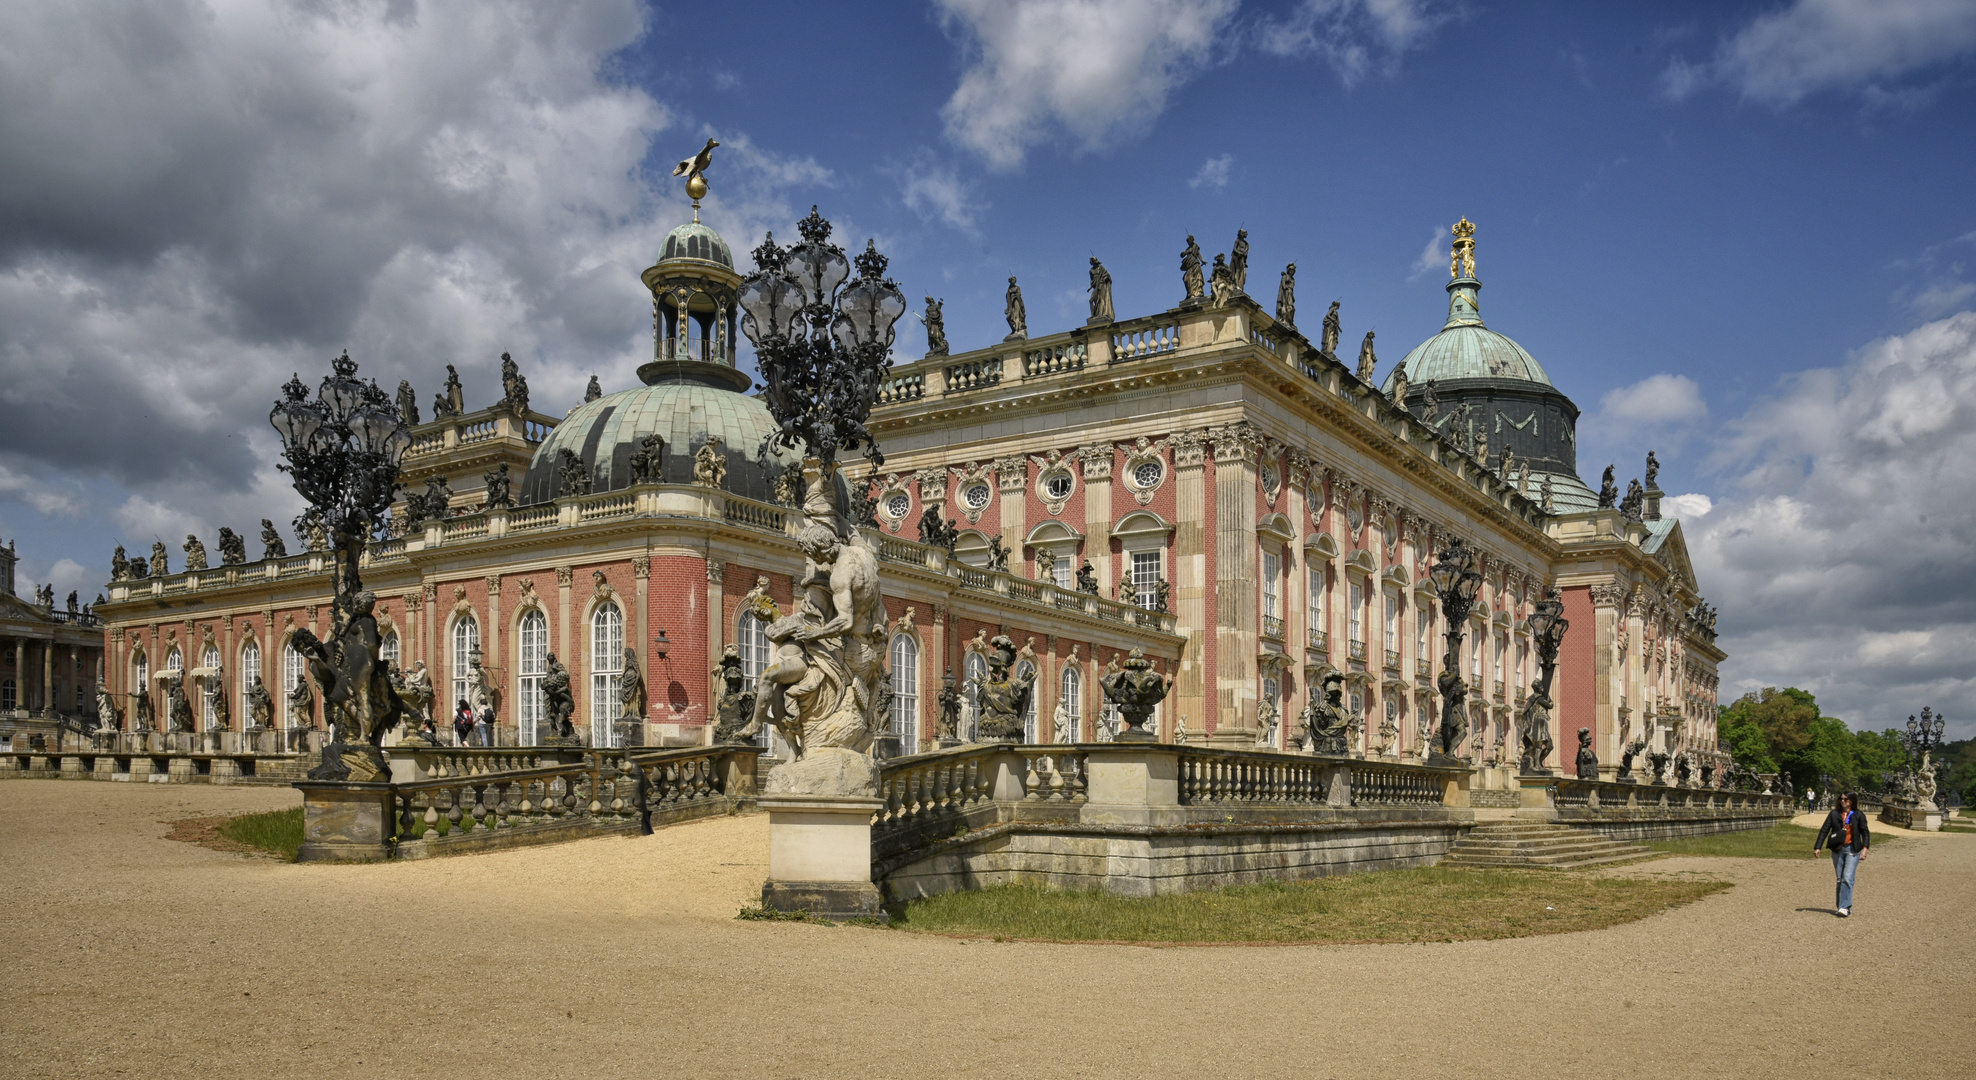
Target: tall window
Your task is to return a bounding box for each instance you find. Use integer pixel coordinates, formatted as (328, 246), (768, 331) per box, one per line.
(1261, 550), (1280, 619)
(165, 648), (183, 674)
(1383, 592), (1399, 653)
(132, 651), (149, 702)
(1348, 581), (1365, 645)
(889, 634), (919, 755)
(1, 680), (13, 710)
(283, 642), (307, 727)
(1059, 664), (1082, 742)
(1516, 641), (1528, 692)
(240, 640), (261, 704)
(1415, 604), (1430, 662)
(451, 616), (480, 713)
(380, 631), (399, 669)
(201, 646), (220, 726)
(738, 610), (771, 748)
(517, 610), (547, 745)
(1494, 632), (1507, 685)
(1131, 550), (1162, 608)
(1309, 568), (1327, 629)
(590, 602), (624, 747)
(1051, 555), (1074, 589)
(1469, 628), (1483, 680)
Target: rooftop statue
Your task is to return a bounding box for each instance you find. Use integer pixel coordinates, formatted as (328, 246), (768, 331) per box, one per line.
(1004, 276), (1027, 339)
(128, 556), (149, 579)
(1390, 365), (1410, 410)
(151, 541), (169, 576)
(557, 448), (591, 497)
(1229, 228), (1249, 292)
(628, 433), (665, 484)
(1100, 647), (1172, 743)
(396, 380), (420, 427)
(423, 474), (453, 518)
(924, 297), (949, 358)
(1421, 379), (1440, 424)
(499, 352), (530, 415)
(110, 545), (128, 582)
(1180, 235), (1204, 302)
(1450, 217), (1476, 279)
(443, 364), (465, 415)
(1355, 331), (1377, 382)
(1320, 301), (1341, 355)
(484, 462), (513, 509)
(1275, 262), (1296, 328)
(985, 533), (1010, 573)
(216, 527), (246, 566)
(1034, 546), (1056, 582)
(693, 435), (727, 489)
(1597, 465), (1618, 508)
(1087, 257), (1114, 323)
(1540, 474), (1554, 513)
(584, 375), (602, 403)
(1621, 478), (1645, 522)
(1075, 559), (1100, 595)
(1209, 253), (1234, 306)
(1645, 449), (1660, 488)
(917, 508), (959, 554)
(672, 136), (719, 189)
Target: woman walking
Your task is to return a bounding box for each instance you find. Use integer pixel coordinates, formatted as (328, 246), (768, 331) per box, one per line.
(1813, 792), (1870, 917)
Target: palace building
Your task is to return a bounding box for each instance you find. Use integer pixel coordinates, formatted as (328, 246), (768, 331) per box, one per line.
(92, 206), (1723, 782)
(0, 540), (105, 748)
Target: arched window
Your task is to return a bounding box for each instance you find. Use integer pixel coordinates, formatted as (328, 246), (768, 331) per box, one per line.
(165, 647), (183, 674)
(962, 651), (988, 743)
(517, 610), (547, 745)
(737, 609), (771, 749)
(889, 634), (919, 756)
(1058, 664), (1082, 743)
(132, 650), (149, 699)
(590, 602), (623, 747)
(1350, 690), (1365, 754)
(451, 615), (480, 714)
(240, 640), (261, 702)
(380, 631), (400, 669)
(201, 645), (220, 726)
(282, 642), (308, 727)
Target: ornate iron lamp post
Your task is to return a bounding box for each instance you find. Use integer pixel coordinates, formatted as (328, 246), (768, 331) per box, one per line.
(269, 350), (413, 779)
(1517, 586), (1568, 774)
(1426, 537), (1483, 764)
(1904, 706), (1947, 808)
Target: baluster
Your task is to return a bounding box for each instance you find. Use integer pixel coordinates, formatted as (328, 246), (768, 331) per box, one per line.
(469, 783), (490, 830)
(400, 793), (420, 840)
(494, 780), (513, 826)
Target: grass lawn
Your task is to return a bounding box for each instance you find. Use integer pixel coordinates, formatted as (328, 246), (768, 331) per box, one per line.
(1647, 822), (1898, 859)
(217, 807), (304, 860)
(885, 869), (1728, 945)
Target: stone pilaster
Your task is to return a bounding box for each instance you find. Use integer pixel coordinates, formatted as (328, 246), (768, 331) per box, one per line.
(1079, 444), (1114, 593)
(555, 566), (574, 672)
(1169, 429), (1209, 736)
(994, 454), (1027, 553)
(1210, 422), (1261, 745)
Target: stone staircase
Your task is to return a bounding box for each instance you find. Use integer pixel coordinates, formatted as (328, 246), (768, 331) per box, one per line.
(1439, 821), (1665, 871)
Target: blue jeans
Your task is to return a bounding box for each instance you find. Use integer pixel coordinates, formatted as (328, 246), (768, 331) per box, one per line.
(1831, 849), (1860, 909)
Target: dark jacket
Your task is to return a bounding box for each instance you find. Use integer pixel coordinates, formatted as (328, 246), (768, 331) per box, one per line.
(1814, 808), (1871, 854)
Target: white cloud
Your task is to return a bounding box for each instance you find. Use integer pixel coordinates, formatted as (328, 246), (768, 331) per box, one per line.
(1686, 312), (1976, 737)
(1256, 0), (1454, 85)
(0, 0), (833, 570)
(1406, 227), (1444, 281)
(936, 0), (1239, 170)
(1660, 492), (1713, 519)
(1662, 0), (1976, 105)
(1598, 373), (1709, 425)
(899, 156), (986, 233)
(1188, 153), (1233, 190)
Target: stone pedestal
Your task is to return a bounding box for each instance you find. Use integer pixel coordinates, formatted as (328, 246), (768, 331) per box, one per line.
(1514, 774), (1558, 822)
(759, 795), (886, 921)
(1079, 747), (1185, 828)
(294, 781), (397, 863)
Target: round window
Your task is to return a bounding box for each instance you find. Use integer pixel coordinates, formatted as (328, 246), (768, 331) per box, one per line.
(885, 494), (911, 519)
(962, 484), (992, 510)
(1133, 461), (1162, 489)
(1044, 473), (1072, 499)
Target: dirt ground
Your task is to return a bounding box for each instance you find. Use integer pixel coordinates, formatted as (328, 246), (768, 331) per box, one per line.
(2, 782), (1970, 1080)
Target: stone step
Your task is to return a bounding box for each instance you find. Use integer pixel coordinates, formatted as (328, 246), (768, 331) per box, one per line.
(1440, 850), (1666, 871)
(1442, 822), (1660, 871)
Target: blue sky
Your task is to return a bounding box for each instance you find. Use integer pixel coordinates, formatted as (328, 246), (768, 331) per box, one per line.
(2, 0), (1973, 735)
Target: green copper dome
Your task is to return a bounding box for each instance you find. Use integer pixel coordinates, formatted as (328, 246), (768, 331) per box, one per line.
(657, 221), (734, 270)
(518, 376), (798, 505)
(1385, 278), (1553, 391)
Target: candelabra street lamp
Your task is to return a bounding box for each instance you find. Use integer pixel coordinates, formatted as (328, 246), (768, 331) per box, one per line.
(270, 350), (413, 780)
(1426, 537), (1483, 764)
(1518, 585), (1568, 774)
(1903, 706), (1947, 809)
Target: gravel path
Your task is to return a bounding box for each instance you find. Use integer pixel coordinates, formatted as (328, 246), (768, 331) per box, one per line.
(3, 782), (1970, 1079)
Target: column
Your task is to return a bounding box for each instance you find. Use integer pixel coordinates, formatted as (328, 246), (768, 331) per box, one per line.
(704, 557), (723, 744)
(484, 574), (502, 727)
(13, 639), (24, 711)
(1210, 423), (1260, 745)
(1169, 429), (1208, 738)
(634, 556), (651, 735)
(555, 567), (573, 672)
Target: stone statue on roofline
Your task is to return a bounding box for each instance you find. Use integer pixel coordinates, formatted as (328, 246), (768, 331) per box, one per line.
(924, 297), (949, 358)
(1320, 301), (1341, 355)
(151, 541), (169, 577)
(1209, 254), (1234, 305)
(110, 546), (128, 582)
(1597, 465), (1618, 509)
(260, 519), (287, 560)
(1355, 332), (1377, 382)
(396, 380), (420, 427)
(217, 528), (246, 565)
(444, 364), (465, 415)
(1087, 257), (1114, 324)
(693, 436), (727, 489)
(1004, 276), (1027, 340)
(1180, 235), (1205, 303)
(484, 463), (513, 509)
(1229, 228), (1249, 291)
(585, 375), (602, 403)
(1390, 366), (1410, 411)
(498, 352), (530, 415)
(1645, 449), (1660, 489)
(1275, 263), (1296, 327)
